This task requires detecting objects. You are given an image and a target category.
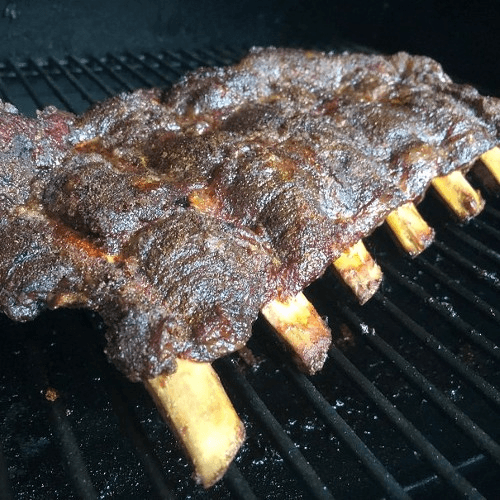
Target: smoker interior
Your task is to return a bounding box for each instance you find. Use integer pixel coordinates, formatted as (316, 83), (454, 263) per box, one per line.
(0, 48), (500, 499)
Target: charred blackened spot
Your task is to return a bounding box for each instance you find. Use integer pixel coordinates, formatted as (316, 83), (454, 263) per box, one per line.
(174, 196), (190, 208)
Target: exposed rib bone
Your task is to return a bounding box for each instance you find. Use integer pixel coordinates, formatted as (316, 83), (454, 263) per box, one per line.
(332, 240), (382, 304)
(261, 292), (331, 374)
(480, 147), (500, 183)
(431, 170), (484, 220)
(144, 359), (245, 488)
(475, 147), (500, 191)
(385, 202), (435, 257)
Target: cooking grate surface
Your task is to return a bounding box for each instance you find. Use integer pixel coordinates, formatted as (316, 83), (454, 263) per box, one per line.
(0, 47), (499, 499)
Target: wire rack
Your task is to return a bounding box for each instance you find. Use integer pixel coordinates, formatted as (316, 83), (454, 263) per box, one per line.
(0, 47), (499, 499)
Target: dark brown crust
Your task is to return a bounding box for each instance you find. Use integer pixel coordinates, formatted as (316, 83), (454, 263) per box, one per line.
(1, 48), (499, 381)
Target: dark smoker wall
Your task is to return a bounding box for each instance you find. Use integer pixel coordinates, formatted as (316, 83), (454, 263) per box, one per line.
(0, 0), (298, 57)
(0, 0), (499, 92)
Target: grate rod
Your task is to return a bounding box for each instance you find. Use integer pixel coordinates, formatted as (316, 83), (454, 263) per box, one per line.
(218, 358), (335, 500)
(178, 48), (219, 67)
(0, 75), (11, 102)
(282, 363), (411, 500)
(7, 59), (45, 109)
(196, 47), (240, 66)
(49, 57), (96, 105)
(328, 346), (485, 499)
(444, 226), (500, 267)
(91, 56), (135, 92)
(338, 303), (500, 467)
(471, 218), (500, 243)
(23, 337), (99, 500)
(126, 53), (177, 86)
(433, 240), (500, 292)
(78, 318), (177, 500)
(29, 58), (77, 114)
(146, 52), (184, 78)
(484, 204), (500, 219)
(382, 261), (500, 362)
(404, 454), (486, 495)
(223, 463), (259, 500)
(374, 294), (500, 411)
(49, 399), (99, 500)
(162, 49), (201, 72)
(0, 447), (14, 500)
(213, 45), (248, 61)
(106, 384), (177, 500)
(107, 54), (157, 88)
(416, 254), (500, 326)
(68, 56), (116, 97)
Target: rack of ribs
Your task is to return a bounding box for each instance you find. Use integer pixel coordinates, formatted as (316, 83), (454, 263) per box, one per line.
(1, 47), (499, 486)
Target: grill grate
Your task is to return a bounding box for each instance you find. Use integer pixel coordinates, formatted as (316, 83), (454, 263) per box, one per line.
(0, 47), (499, 499)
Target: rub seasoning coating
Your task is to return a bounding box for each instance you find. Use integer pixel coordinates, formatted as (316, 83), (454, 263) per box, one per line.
(1, 48), (499, 381)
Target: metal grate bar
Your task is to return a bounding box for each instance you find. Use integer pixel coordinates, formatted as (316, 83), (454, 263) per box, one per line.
(178, 48), (238, 72)
(162, 49), (201, 72)
(381, 260), (500, 362)
(29, 59), (77, 113)
(7, 59), (45, 109)
(69, 56), (117, 97)
(126, 53), (177, 86)
(196, 47), (240, 66)
(416, 254), (500, 326)
(404, 454), (486, 495)
(90, 56), (135, 92)
(146, 52), (184, 78)
(178, 48), (219, 67)
(223, 463), (259, 500)
(471, 218), (500, 243)
(80, 317), (180, 500)
(213, 45), (248, 61)
(49, 57), (97, 105)
(484, 204), (500, 219)
(0, 76), (11, 102)
(218, 358), (335, 500)
(0, 447), (14, 500)
(327, 345), (484, 499)
(103, 380), (176, 500)
(23, 338), (100, 500)
(338, 302), (500, 467)
(281, 362), (411, 500)
(444, 225), (500, 267)
(49, 399), (99, 500)
(433, 239), (500, 293)
(107, 54), (157, 88)
(373, 293), (500, 411)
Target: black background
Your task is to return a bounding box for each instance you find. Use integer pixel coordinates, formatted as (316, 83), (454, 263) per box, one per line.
(0, 0), (499, 93)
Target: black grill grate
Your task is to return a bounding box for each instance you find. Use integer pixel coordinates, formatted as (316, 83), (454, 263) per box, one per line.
(0, 47), (499, 499)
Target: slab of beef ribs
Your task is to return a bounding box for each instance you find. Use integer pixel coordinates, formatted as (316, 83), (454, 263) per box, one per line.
(1, 48), (499, 381)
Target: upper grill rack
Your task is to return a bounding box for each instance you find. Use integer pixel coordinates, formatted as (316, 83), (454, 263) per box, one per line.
(0, 47), (499, 499)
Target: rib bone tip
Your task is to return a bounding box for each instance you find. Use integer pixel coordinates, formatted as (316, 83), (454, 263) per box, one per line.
(475, 146), (500, 191)
(431, 170), (484, 221)
(145, 359), (244, 488)
(332, 240), (382, 304)
(386, 202), (435, 257)
(261, 291), (332, 375)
